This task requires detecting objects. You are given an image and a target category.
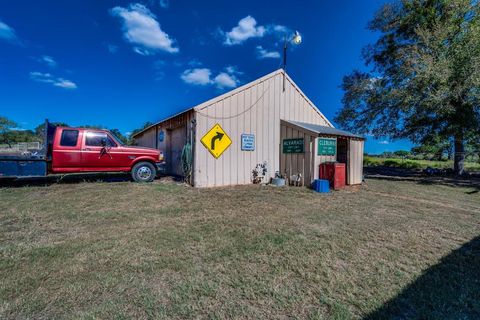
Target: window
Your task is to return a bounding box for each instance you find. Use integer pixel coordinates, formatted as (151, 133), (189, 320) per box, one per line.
(85, 132), (117, 147)
(60, 130), (79, 147)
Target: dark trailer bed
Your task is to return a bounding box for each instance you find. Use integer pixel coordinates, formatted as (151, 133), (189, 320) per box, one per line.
(0, 120), (55, 178)
(0, 156), (47, 177)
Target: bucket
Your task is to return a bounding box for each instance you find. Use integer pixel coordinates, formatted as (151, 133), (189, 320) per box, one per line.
(271, 178), (286, 186)
(312, 179), (330, 193)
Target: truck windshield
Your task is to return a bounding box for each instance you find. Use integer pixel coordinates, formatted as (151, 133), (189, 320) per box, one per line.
(110, 133), (125, 146)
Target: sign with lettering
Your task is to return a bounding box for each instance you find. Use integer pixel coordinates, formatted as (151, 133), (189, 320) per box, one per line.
(241, 134), (255, 151)
(282, 138), (304, 154)
(318, 138), (336, 156)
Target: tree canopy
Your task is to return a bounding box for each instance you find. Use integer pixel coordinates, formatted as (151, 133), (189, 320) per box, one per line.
(335, 0), (480, 174)
(1, 116), (132, 146)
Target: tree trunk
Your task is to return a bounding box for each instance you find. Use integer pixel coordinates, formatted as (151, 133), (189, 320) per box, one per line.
(453, 133), (465, 175)
(447, 146), (453, 161)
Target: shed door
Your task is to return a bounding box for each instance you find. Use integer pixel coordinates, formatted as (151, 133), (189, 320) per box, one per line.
(169, 126), (187, 176)
(348, 140), (364, 185)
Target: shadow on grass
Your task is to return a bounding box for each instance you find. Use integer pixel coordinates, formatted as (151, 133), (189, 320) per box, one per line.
(0, 173), (183, 188)
(0, 173), (132, 187)
(364, 236), (480, 319)
(364, 166), (480, 193)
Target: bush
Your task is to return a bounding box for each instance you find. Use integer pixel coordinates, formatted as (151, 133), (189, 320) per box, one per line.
(399, 161), (423, 170)
(383, 159), (400, 167)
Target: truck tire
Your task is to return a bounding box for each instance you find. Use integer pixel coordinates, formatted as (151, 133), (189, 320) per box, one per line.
(131, 162), (156, 182)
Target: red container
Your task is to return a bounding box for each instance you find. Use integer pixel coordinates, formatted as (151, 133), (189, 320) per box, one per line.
(319, 162), (346, 190)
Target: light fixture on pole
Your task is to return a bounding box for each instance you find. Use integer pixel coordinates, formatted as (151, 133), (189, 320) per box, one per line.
(283, 31), (302, 91)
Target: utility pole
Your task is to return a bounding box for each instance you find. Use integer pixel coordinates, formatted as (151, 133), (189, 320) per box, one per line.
(283, 36), (287, 92)
(282, 31), (302, 92)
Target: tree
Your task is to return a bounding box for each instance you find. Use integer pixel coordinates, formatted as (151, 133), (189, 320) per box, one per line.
(394, 150), (410, 158)
(335, 0), (480, 175)
(34, 121), (69, 138)
(130, 121), (153, 137)
(411, 135), (453, 160)
(0, 117), (40, 146)
(128, 121), (154, 145)
(0, 116), (18, 146)
(109, 128), (128, 145)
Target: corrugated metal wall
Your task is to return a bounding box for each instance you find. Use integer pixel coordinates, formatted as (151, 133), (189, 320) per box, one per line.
(134, 111), (194, 176)
(280, 122), (315, 186)
(135, 129), (156, 148)
(194, 71), (331, 187)
(279, 123), (339, 186)
(348, 140), (364, 184)
(313, 136), (337, 181)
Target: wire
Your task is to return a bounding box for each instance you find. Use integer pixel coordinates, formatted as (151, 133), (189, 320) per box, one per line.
(196, 76), (274, 120)
(196, 45), (287, 121)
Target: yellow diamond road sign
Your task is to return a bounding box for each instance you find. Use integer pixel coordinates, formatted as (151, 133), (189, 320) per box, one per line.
(201, 123), (232, 159)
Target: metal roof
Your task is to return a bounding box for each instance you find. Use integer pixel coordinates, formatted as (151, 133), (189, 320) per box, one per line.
(284, 120), (364, 139)
(131, 108), (194, 138)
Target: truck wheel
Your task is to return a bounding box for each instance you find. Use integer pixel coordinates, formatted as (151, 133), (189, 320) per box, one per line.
(131, 162), (156, 182)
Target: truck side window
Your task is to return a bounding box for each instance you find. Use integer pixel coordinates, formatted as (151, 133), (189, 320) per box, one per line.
(60, 130), (79, 147)
(85, 132), (117, 147)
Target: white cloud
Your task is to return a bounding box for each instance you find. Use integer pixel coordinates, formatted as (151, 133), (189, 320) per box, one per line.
(180, 66), (240, 89)
(188, 59), (202, 67)
(154, 59), (166, 68)
(256, 46), (280, 59)
(224, 16), (265, 45)
(224, 65), (243, 75)
(268, 24), (294, 40)
(271, 24), (289, 34)
(379, 140), (390, 145)
(38, 55), (57, 67)
(159, 0), (169, 8)
(180, 68), (212, 86)
(0, 20), (20, 43)
(221, 16), (294, 46)
(107, 44), (118, 53)
(153, 59), (166, 80)
(29, 72), (77, 89)
(133, 47), (153, 56)
(110, 3), (178, 54)
(213, 72), (238, 89)
(54, 78), (77, 89)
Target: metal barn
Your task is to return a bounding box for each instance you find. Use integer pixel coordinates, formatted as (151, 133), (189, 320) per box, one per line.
(133, 69), (364, 187)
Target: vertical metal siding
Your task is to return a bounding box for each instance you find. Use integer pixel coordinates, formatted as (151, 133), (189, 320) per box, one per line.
(194, 72), (330, 187)
(279, 122), (316, 186)
(312, 136), (337, 182)
(348, 139), (364, 184)
(135, 130), (156, 148)
(134, 110), (195, 177)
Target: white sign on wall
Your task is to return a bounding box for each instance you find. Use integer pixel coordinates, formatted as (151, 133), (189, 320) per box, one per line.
(241, 134), (255, 151)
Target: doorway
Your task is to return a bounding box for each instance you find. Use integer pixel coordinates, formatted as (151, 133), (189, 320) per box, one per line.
(168, 126), (187, 176)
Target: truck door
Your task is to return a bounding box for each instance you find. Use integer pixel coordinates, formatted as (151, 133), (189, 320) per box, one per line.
(52, 128), (83, 170)
(81, 131), (119, 170)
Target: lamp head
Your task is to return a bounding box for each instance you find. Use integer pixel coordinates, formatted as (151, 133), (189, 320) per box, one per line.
(292, 31), (302, 45)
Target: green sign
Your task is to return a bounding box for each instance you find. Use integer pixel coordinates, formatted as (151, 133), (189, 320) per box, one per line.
(318, 138), (336, 155)
(283, 138), (304, 154)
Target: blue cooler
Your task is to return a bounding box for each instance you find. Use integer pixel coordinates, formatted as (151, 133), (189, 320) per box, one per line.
(312, 179), (330, 193)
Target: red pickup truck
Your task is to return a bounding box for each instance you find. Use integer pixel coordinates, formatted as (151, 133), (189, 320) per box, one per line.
(0, 120), (165, 182)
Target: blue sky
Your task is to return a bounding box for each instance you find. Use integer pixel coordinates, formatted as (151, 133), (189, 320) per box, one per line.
(0, 0), (412, 154)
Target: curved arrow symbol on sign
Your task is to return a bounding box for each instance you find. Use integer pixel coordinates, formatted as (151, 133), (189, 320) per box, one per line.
(210, 132), (224, 150)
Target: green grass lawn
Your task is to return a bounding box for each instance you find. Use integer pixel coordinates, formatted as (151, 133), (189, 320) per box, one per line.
(364, 155), (480, 171)
(1, 178), (479, 319)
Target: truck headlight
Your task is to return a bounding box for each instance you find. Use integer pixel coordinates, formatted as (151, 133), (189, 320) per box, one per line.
(159, 151), (164, 162)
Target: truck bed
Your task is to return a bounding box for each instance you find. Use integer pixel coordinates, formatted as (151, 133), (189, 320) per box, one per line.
(0, 155), (48, 178)
(0, 120), (52, 179)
